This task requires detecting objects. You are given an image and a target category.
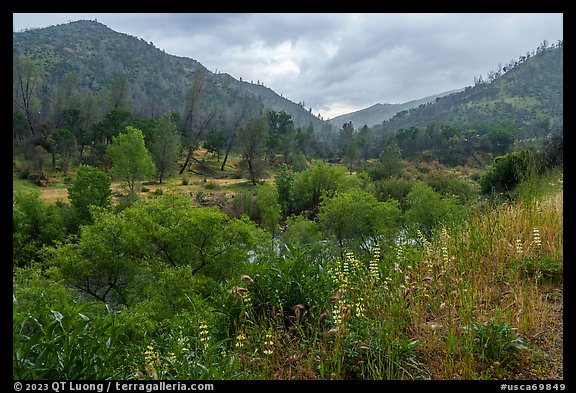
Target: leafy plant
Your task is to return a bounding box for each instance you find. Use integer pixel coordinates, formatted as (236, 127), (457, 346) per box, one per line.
(464, 319), (527, 365)
(13, 296), (126, 379)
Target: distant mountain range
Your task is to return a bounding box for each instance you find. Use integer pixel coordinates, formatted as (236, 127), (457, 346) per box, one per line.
(328, 89), (463, 129)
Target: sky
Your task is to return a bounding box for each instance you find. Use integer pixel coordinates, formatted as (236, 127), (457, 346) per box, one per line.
(13, 13), (563, 120)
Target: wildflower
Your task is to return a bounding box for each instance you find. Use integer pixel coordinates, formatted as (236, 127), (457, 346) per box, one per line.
(332, 304), (343, 326)
(397, 245), (404, 263)
(533, 227), (542, 249)
(263, 329), (274, 356)
(369, 256), (380, 281)
(235, 333), (246, 348)
(355, 297), (365, 318)
(441, 246), (449, 266)
(515, 239), (523, 255)
(199, 321), (210, 346)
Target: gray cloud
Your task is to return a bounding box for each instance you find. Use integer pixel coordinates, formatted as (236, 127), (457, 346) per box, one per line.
(13, 13), (563, 119)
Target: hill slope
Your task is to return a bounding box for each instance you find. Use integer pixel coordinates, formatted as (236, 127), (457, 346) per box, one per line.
(377, 44), (563, 138)
(12, 20), (325, 130)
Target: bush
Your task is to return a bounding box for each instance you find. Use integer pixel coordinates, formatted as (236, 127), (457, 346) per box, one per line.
(480, 150), (544, 196)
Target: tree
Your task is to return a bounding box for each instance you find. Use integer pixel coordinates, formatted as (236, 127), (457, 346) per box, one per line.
(291, 162), (347, 216)
(367, 141), (403, 180)
(13, 55), (45, 135)
(317, 188), (401, 254)
(67, 164), (112, 224)
(179, 69), (215, 174)
(13, 191), (69, 267)
(204, 128), (226, 161)
(50, 128), (77, 175)
(107, 126), (156, 191)
(238, 115), (269, 185)
(149, 112), (181, 183)
(275, 163), (295, 217)
(91, 109), (132, 145)
(48, 193), (264, 304)
(109, 77), (129, 110)
(405, 183), (467, 237)
(220, 96), (253, 171)
(358, 125), (375, 163)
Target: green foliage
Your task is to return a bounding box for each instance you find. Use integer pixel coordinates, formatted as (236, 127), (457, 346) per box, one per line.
(204, 128), (226, 161)
(373, 177), (414, 210)
(318, 188), (401, 253)
(107, 126), (156, 191)
(48, 193), (265, 304)
(480, 150), (543, 196)
(463, 319), (527, 366)
(280, 215), (323, 250)
(13, 296), (126, 379)
(291, 162), (348, 216)
(67, 164), (112, 223)
(274, 163), (294, 216)
(149, 112), (181, 183)
(231, 246), (337, 329)
(13, 191), (70, 267)
(405, 183), (468, 237)
(46, 209), (145, 304)
(231, 185), (281, 236)
(367, 141), (403, 181)
(237, 115), (269, 185)
(423, 170), (476, 204)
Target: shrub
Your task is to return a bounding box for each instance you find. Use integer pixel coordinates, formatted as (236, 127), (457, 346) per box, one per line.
(464, 319), (527, 366)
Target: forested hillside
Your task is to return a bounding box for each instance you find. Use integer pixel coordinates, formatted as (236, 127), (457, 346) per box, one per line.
(13, 20), (324, 130)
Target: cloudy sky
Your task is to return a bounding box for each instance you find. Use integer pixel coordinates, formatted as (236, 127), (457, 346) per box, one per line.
(13, 13), (563, 119)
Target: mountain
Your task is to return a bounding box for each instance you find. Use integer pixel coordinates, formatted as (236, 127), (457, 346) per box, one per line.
(328, 89), (463, 129)
(12, 20), (324, 130)
(377, 44), (563, 138)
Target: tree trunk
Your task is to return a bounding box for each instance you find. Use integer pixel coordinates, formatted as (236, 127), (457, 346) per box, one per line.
(221, 131), (236, 171)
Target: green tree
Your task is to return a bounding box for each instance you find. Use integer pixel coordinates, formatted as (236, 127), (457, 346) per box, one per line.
(67, 164), (112, 224)
(107, 126), (156, 191)
(47, 209), (144, 305)
(358, 125), (375, 163)
(232, 186), (281, 237)
(204, 128), (226, 161)
(275, 163), (295, 217)
(50, 128), (77, 175)
(405, 183), (467, 237)
(367, 141), (403, 181)
(318, 188), (401, 253)
(291, 162), (347, 216)
(149, 112), (181, 183)
(238, 115), (269, 185)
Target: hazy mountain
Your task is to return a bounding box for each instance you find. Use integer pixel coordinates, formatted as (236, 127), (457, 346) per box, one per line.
(12, 20), (324, 130)
(328, 89), (463, 129)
